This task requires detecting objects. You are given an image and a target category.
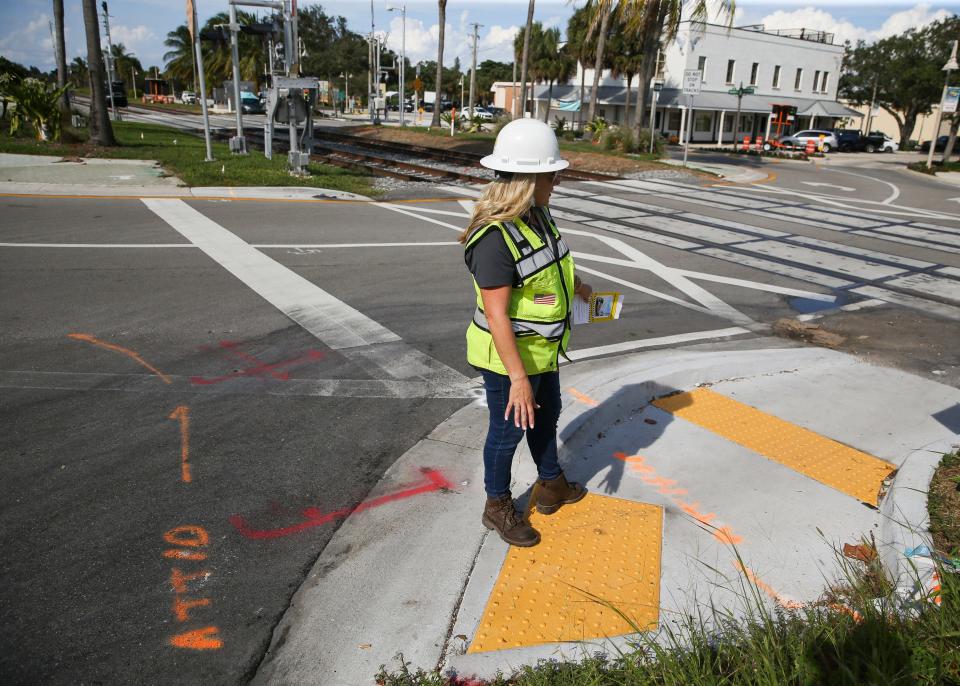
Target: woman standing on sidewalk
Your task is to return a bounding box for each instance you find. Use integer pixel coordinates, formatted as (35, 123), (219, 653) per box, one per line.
(459, 118), (592, 547)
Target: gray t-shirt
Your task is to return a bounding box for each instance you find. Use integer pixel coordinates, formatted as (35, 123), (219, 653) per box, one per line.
(464, 209), (550, 288)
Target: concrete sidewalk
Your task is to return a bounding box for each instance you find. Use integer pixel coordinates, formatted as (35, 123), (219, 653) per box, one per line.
(0, 152), (371, 201)
(250, 340), (959, 685)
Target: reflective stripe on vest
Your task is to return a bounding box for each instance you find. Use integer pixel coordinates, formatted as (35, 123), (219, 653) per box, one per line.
(516, 237), (569, 280)
(472, 307), (566, 340)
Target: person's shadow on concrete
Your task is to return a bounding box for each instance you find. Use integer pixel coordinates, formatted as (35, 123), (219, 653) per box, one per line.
(516, 382), (694, 504)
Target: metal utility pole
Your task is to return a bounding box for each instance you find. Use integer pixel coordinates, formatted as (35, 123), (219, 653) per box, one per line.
(511, 59), (517, 118)
(927, 40), (958, 170)
(100, 1), (119, 121)
(388, 4), (406, 126)
(188, 0), (213, 161)
(227, 3), (247, 153)
(468, 22), (481, 114)
(864, 77), (878, 134)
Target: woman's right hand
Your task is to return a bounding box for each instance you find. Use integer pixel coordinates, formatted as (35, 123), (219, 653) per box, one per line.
(505, 375), (539, 430)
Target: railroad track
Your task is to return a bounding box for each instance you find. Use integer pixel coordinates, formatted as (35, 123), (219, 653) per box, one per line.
(73, 96), (623, 184)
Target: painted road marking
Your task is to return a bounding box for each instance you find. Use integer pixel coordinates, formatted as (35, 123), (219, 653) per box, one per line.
(787, 235), (935, 270)
(734, 240), (907, 280)
(850, 286), (960, 321)
(653, 387), (896, 506)
(851, 230), (960, 256)
(884, 273), (960, 303)
(584, 219), (703, 250)
(469, 494), (661, 652)
(803, 182), (855, 191)
(550, 196), (645, 219)
(0, 242), (458, 249)
(565, 326), (752, 361)
(168, 406), (192, 483)
(141, 198), (468, 387)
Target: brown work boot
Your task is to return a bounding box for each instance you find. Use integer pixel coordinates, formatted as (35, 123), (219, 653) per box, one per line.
(482, 494), (540, 547)
(535, 473), (587, 515)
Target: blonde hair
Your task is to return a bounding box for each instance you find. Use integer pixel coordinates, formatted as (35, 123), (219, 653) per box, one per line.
(458, 174), (536, 244)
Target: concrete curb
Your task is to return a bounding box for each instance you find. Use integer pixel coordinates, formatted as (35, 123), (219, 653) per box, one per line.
(879, 437), (959, 606)
(251, 341), (960, 684)
(659, 157), (771, 184)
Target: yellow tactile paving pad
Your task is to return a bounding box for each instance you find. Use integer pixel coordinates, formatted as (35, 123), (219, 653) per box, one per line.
(469, 494), (662, 653)
(653, 387), (896, 506)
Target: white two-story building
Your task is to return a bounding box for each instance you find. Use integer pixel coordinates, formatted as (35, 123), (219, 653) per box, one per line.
(523, 21), (862, 142)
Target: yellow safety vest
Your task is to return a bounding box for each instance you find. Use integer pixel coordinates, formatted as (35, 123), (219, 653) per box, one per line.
(464, 206), (575, 376)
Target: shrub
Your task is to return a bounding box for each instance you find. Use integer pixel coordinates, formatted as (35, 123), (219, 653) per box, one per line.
(584, 116), (608, 142)
(635, 129), (665, 157)
(601, 125), (637, 153)
(492, 115), (512, 135)
(0, 73), (68, 141)
(560, 130), (577, 141)
(553, 115), (568, 134)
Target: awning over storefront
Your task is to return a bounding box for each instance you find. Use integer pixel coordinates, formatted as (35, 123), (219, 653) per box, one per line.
(532, 84), (862, 118)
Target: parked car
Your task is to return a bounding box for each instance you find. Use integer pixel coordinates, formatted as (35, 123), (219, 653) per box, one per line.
(774, 129), (838, 152)
(179, 91), (197, 105)
(240, 91), (265, 114)
(459, 106), (493, 120)
(920, 135), (951, 153)
(833, 129), (866, 152)
(486, 106), (506, 117)
(862, 132), (898, 153)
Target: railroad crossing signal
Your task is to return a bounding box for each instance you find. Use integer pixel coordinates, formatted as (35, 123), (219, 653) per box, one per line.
(413, 77), (423, 93)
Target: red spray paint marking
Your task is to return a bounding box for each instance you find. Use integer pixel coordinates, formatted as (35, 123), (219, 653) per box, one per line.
(191, 341), (325, 385)
(230, 468), (453, 540)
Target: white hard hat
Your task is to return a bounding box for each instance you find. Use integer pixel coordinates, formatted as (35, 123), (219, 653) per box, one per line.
(480, 118), (569, 174)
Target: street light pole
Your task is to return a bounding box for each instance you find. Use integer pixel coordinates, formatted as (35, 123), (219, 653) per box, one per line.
(387, 4), (406, 126)
(468, 22), (482, 115)
(927, 40), (958, 170)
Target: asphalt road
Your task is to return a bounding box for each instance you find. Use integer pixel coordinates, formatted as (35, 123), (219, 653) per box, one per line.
(2, 140), (960, 684)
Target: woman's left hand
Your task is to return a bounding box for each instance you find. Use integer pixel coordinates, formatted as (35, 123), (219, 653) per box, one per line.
(575, 279), (593, 302)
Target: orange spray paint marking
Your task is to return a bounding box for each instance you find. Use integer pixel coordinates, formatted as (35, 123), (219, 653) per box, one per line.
(735, 562), (803, 609)
(171, 568), (209, 593)
(67, 333), (171, 384)
(164, 525), (209, 548)
(714, 526), (744, 545)
(567, 387), (599, 407)
(173, 596), (211, 622)
(169, 626), (223, 650)
(163, 549), (208, 561)
(168, 406), (192, 483)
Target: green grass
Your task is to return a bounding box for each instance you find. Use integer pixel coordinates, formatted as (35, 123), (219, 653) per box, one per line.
(930, 451), (960, 559)
(908, 160), (960, 175)
(0, 119), (377, 195)
(376, 540), (960, 686)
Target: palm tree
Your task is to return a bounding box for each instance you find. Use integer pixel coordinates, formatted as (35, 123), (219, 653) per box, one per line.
(80, 0), (114, 145)
(517, 0), (535, 117)
(110, 43), (143, 94)
(565, 2), (598, 132)
(533, 27), (575, 122)
(586, 0), (614, 124)
(608, 0), (733, 135)
(430, 0), (448, 128)
(608, 16), (642, 125)
(53, 0), (70, 115)
(164, 24), (196, 94)
(69, 57), (89, 87)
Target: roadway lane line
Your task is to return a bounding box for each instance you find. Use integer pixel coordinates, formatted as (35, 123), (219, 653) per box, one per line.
(0, 242), (459, 249)
(850, 286), (960, 321)
(141, 198), (470, 386)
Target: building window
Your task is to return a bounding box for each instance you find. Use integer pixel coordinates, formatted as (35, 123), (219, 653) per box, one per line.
(695, 112), (712, 132)
(794, 68), (803, 90)
(812, 70), (821, 91)
(726, 59), (736, 84)
(698, 55), (707, 81)
(750, 62), (759, 86)
(668, 110), (682, 130)
(772, 65), (781, 89)
(723, 115), (735, 132)
(821, 71), (829, 93)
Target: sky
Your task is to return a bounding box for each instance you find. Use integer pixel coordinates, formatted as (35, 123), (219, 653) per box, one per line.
(1, 0), (958, 75)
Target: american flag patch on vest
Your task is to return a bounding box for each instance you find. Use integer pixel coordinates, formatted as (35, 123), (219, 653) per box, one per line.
(533, 293), (557, 305)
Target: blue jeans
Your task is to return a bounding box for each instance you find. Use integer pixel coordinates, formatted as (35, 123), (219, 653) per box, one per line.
(480, 369), (563, 499)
